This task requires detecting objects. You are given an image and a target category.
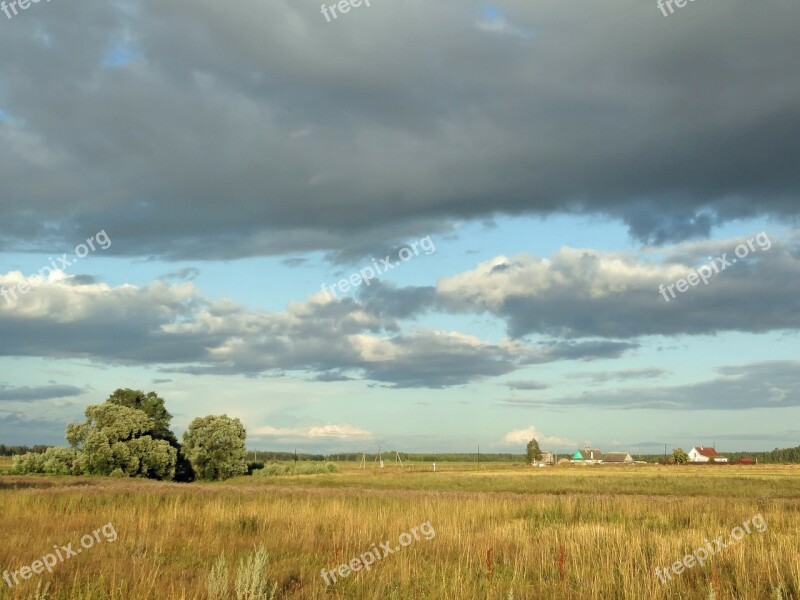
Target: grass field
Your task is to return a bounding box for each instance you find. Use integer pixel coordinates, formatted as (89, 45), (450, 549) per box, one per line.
(1, 463), (798, 599)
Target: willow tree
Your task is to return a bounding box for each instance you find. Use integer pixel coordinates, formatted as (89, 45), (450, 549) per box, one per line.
(66, 402), (176, 479)
(182, 415), (248, 481)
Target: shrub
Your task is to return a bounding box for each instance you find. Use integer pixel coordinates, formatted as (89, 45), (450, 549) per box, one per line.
(207, 554), (229, 600)
(11, 447), (81, 476)
(235, 547), (274, 600)
(253, 462), (337, 477)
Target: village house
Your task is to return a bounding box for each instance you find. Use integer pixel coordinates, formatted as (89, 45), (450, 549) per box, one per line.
(571, 448), (604, 464)
(532, 450), (556, 467)
(688, 446), (729, 463)
(603, 451), (634, 464)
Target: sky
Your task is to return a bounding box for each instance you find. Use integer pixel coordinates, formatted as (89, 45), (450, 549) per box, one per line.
(1, 0), (799, 455)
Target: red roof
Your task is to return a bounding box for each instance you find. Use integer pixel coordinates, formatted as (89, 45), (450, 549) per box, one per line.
(693, 446), (721, 458)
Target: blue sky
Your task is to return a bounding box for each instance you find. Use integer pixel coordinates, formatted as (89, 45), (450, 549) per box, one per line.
(1, 0), (799, 455)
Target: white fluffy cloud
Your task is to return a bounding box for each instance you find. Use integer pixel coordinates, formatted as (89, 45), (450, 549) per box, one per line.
(251, 423), (373, 440)
(502, 426), (575, 448)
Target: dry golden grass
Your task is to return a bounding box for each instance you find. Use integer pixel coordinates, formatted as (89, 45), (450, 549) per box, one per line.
(1, 465), (798, 599)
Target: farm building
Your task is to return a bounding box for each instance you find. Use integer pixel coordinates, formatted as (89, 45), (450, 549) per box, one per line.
(688, 446), (729, 463)
(604, 451), (634, 464)
(571, 448), (604, 464)
(532, 451), (556, 466)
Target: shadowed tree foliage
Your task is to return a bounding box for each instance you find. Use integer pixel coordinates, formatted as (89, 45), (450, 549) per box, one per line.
(66, 402), (176, 479)
(182, 415), (248, 481)
(106, 388), (195, 481)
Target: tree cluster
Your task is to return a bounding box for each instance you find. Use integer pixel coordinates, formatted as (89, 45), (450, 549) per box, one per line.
(11, 389), (248, 482)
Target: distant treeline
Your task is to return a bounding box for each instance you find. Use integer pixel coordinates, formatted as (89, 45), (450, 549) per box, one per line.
(250, 448), (800, 464)
(8, 445), (800, 463)
(5, 447), (523, 462)
(0, 444), (52, 456)
(249, 451), (526, 463)
(634, 446), (800, 464)
(724, 446), (800, 463)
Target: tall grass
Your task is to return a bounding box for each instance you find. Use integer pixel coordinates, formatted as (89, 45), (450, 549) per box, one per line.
(253, 462), (337, 477)
(0, 466), (798, 599)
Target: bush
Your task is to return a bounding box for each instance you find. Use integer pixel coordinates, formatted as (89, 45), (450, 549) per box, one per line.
(207, 554), (229, 600)
(235, 547), (274, 600)
(206, 548), (276, 600)
(11, 447), (81, 475)
(253, 462), (337, 477)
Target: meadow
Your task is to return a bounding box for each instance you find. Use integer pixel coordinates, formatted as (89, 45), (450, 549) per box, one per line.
(1, 463), (798, 599)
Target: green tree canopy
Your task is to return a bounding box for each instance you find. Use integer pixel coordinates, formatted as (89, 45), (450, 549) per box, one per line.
(526, 437), (543, 464)
(671, 448), (689, 465)
(106, 388), (177, 444)
(182, 415), (248, 481)
(107, 388), (194, 481)
(66, 402), (176, 479)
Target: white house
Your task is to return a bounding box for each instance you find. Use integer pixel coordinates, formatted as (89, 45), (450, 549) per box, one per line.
(688, 446), (728, 463)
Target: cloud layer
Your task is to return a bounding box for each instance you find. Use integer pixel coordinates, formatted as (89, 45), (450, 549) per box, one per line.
(0, 1), (798, 260)
(1, 233), (798, 390)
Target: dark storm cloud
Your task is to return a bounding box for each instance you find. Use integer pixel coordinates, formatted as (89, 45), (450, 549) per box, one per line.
(505, 380), (549, 391)
(503, 361), (800, 410)
(0, 384), (85, 403)
(0, 413), (70, 445)
(311, 371), (354, 382)
(358, 280), (437, 321)
(678, 431), (800, 442)
(0, 1), (798, 260)
(572, 368), (668, 383)
(0, 275), (547, 387)
(159, 267), (200, 282)
(436, 235), (800, 339)
(67, 275), (99, 286)
(281, 258), (309, 268)
(533, 340), (638, 363)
